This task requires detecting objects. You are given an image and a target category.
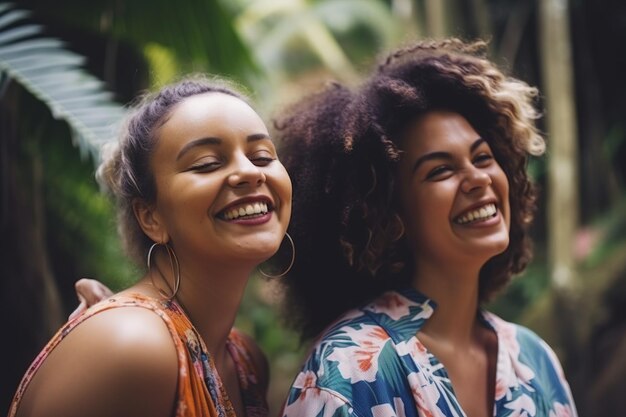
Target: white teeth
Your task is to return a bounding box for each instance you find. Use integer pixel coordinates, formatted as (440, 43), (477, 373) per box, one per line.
(223, 202), (269, 220)
(455, 203), (496, 225)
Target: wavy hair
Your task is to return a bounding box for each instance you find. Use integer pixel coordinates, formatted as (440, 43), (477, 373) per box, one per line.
(275, 39), (544, 340)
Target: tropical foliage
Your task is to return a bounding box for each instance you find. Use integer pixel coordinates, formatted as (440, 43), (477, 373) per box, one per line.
(0, 2), (125, 158)
(1, 0), (625, 416)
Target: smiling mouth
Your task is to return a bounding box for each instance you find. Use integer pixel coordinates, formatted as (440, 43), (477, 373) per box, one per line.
(220, 201), (271, 221)
(454, 203), (497, 225)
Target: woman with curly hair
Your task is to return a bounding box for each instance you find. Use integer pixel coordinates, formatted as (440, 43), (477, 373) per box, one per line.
(278, 39), (577, 417)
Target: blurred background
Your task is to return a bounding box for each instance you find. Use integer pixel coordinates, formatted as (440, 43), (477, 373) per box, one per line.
(1, 0), (625, 415)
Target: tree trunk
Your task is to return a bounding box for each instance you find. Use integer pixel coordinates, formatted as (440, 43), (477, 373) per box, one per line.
(537, 0), (582, 407)
(424, 0), (448, 37)
(539, 0), (579, 294)
(470, 0), (493, 42)
(498, 1), (533, 67)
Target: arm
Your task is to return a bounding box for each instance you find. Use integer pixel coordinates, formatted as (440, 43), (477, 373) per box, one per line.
(16, 307), (178, 417)
(69, 278), (114, 319)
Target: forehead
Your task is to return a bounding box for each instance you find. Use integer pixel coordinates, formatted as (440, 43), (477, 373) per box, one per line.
(400, 111), (479, 152)
(159, 92), (267, 139)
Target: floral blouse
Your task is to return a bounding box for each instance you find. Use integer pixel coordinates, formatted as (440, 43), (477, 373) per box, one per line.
(9, 293), (268, 417)
(282, 288), (577, 417)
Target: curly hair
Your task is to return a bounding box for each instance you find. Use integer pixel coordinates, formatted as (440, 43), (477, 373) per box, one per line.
(275, 39), (544, 341)
(97, 74), (249, 266)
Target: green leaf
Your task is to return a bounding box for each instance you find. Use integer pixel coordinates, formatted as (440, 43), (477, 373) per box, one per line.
(11, 0), (261, 85)
(0, 3), (126, 161)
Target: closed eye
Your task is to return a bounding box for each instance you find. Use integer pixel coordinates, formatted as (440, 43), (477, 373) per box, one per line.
(189, 161), (222, 172)
(251, 156), (275, 167)
(425, 165), (452, 180)
(473, 153), (493, 166)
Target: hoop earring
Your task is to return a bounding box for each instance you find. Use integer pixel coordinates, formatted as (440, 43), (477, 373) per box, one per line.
(258, 232), (295, 278)
(147, 242), (181, 299)
(390, 212), (406, 242)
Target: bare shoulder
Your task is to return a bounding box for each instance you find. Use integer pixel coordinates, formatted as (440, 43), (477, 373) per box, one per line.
(16, 306), (178, 417)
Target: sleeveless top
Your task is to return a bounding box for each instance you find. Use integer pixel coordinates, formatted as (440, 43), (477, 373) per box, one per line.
(9, 293), (269, 417)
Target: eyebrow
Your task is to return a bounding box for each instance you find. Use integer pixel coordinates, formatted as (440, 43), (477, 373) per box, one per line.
(412, 137), (485, 172)
(176, 133), (271, 160)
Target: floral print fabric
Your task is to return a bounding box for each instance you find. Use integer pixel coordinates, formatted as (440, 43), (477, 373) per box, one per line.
(9, 293), (268, 417)
(282, 288), (577, 417)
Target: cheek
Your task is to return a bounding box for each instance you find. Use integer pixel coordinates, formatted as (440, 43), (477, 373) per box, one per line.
(165, 176), (223, 215)
(494, 168), (511, 226)
(400, 186), (453, 245)
(271, 166), (293, 202)
(279, 169), (293, 199)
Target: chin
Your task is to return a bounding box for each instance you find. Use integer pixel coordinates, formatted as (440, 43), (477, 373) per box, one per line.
(238, 239), (282, 263)
(468, 231), (509, 259)
(490, 236), (510, 257)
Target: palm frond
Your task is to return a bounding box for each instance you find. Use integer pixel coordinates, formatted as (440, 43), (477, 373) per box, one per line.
(0, 2), (125, 161)
(7, 0), (261, 86)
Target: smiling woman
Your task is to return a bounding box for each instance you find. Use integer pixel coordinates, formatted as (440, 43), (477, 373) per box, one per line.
(8, 75), (291, 417)
(395, 110), (512, 273)
(276, 39), (578, 417)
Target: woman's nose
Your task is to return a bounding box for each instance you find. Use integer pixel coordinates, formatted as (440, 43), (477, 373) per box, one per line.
(227, 156), (266, 188)
(461, 167), (492, 193)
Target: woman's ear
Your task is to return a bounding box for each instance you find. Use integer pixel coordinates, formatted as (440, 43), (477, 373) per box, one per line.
(133, 198), (169, 243)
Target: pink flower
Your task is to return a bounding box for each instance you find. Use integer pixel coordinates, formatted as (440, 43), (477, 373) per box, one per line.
(494, 377), (508, 401)
(366, 292), (418, 320)
(327, 324), (390, 383)
(406, 372), (448, 417)
(396, 337), (430, 367)
(292, 370), (318, 390)
(487, 313), (536, 385)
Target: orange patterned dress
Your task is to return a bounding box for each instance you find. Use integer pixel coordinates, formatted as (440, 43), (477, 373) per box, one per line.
(9, 293), (269, 417)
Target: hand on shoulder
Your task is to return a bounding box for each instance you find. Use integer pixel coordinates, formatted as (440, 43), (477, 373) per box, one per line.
(69, 278), (114, 320)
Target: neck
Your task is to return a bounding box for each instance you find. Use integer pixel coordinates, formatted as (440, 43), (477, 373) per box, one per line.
(137, 254), (255, 369)
(412, 259), (483, 347)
